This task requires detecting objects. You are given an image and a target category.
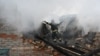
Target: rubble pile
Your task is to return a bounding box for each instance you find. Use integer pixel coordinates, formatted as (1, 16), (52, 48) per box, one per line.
(22, 38), (64, 56)
(0, 19), (100, 56)
(21, 20), (100, 56)
(22, 31), (100, 56)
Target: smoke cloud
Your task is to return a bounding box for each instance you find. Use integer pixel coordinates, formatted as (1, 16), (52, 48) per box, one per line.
(0, 0), (100, 33)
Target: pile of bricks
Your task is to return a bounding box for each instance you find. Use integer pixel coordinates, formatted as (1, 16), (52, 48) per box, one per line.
(1, 32), (99, 56)
(0, 33), (63, 56)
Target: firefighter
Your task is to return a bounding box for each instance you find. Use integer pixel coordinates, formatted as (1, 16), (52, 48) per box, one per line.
(44, 20), (63, 41)
(41, 21), (52, 40)
(41, 21), (49, 35)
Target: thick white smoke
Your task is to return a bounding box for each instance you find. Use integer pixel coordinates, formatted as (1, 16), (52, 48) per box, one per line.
(0, 0), (100, 34)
